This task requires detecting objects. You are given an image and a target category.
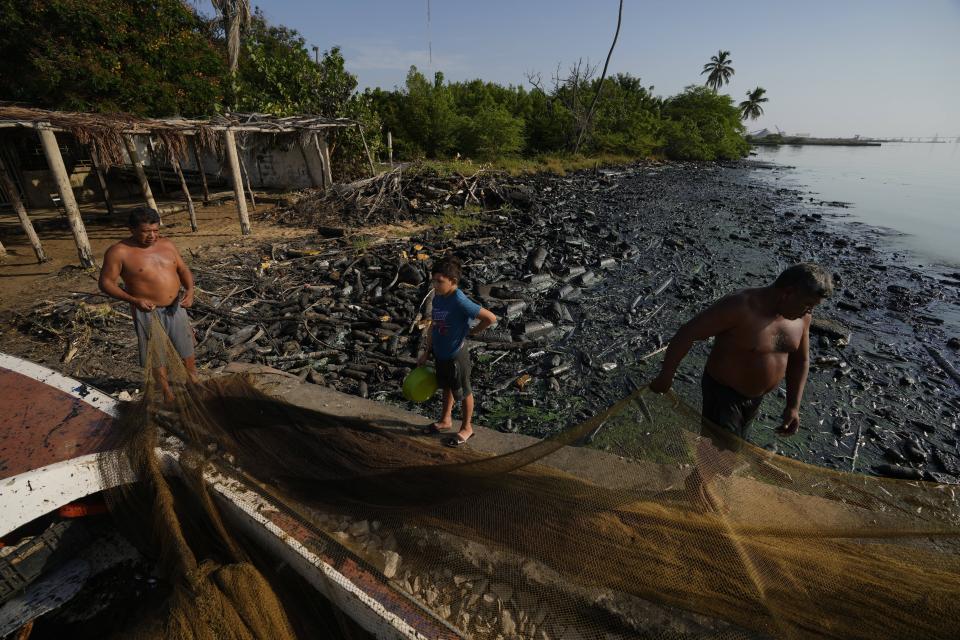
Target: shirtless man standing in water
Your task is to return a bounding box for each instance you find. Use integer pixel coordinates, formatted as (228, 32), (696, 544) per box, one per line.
(99, 207), (197, 399)
(649, 264), (832, 506)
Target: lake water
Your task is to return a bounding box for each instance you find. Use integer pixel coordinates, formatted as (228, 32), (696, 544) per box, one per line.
(752, 142), (960, 267)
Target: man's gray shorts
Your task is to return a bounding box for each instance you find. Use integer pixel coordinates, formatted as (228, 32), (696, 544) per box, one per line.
(132, 299), (194, 367)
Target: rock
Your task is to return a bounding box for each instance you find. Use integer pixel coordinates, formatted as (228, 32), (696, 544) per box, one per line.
(873, 464), (924, 480)
(490, 582), (513, 602)
(522, 320), (555, 339)
(810, 317), (852, 342)
(347, 519), (370, 537)
(381, 551), (401, 578)
(526, 247), (548, 273)
(397, 263), (423, 285)
(500, 609), (517, 637)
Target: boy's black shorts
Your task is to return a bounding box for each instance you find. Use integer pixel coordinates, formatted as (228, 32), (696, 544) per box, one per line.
(436, 348), (472, 400)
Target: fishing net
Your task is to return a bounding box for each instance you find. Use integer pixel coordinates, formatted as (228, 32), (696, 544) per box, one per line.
(98, 315), (960, 639)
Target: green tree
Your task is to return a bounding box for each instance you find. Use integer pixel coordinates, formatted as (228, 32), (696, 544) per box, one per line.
(738, 87), (769, 121)
(460, 99), (525, 158)
(0, 0), (226, 116)
(701, 50), (735, 91)
(236, 11), (355, 117)
(581, 74), (662, 155)
(400, 67), (461, 158)
(662, 85), (749, 160)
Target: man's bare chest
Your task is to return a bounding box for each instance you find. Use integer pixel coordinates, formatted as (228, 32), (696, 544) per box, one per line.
(722, 319), (803, 354)
(122, 249), (177, 278)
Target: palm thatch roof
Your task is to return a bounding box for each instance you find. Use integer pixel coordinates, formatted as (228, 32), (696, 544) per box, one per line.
(0, 104), (359, 167)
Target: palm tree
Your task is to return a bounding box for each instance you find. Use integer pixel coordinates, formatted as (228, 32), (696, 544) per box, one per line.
(212, 0), (251, 108)
(739, 87), (769, 121)
(701, 50), (734, 91)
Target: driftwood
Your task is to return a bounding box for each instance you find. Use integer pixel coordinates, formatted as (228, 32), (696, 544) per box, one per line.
(926, 345), (960, 388)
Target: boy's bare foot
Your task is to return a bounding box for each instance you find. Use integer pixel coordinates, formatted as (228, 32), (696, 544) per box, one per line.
(422, 421), (453, 434)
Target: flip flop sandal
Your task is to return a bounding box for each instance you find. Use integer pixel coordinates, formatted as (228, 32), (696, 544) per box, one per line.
(444, 432), (475, 448)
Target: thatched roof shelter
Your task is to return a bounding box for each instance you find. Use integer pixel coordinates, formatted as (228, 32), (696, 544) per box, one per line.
(0, 105), (372, 266)
(0, 104), (361, 167)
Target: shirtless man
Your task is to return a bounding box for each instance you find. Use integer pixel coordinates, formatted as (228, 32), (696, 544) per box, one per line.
(650, 263), (832, 443)
(99, 207), (197, 399)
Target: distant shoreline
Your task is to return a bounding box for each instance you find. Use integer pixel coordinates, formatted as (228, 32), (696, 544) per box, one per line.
(749, 137), (881, 147)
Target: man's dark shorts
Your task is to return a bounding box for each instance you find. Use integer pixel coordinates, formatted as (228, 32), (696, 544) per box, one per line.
(436, 348), (472, 400)
(700, 372), (764, 451)
(132, 299), (194, 367)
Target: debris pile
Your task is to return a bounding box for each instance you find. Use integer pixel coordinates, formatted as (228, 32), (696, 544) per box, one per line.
(5, 161), (959, 479)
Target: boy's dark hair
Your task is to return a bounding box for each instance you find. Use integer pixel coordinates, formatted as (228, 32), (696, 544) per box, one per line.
(432, 255), (463, 283)
(773, 263), (833, 298)
(128, 206), (161, 228)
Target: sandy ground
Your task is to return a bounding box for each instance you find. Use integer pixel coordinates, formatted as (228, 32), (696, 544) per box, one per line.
(0, 197), (310, 311)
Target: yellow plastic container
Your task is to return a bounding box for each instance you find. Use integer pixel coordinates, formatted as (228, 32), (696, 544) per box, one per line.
(402, 366), (438, 402)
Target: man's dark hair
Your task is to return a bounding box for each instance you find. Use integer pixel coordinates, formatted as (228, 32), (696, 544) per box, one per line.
(432, 255), (463, 283)
(774, 263), (833, 297)
(128, 206), (161, 228)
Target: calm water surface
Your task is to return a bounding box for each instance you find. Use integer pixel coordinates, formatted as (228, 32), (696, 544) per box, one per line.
(752, 142), (960, 267)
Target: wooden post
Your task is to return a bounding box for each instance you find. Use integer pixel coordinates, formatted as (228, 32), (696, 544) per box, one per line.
(223, 129), (251, 235)
(315, 133), (334, 186)
(299, 136), (324, 188)
(148, 137), (168, 196)
(356, 125), (376, 177)
(172, 158), (198, 232)
(387, 130), (393, 166)
(190, 138), (210, 204)
(0, 153), (47, 263)
(37, 126), (94, 267)
(88, 151), (115, 216)
(122, 135), (159, 214)
(238, 152), (257, 209)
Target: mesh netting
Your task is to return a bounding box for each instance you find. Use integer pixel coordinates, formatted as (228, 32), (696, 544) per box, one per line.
(98, 316), (960, 639)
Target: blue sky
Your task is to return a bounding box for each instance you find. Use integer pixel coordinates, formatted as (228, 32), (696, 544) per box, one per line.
(194, 1), (960, 138)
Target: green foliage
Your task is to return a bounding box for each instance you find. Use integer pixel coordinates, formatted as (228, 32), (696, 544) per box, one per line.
(0, 0), (226, 116)
(661, 86), (749, 160)
(236, 10), (352, 116)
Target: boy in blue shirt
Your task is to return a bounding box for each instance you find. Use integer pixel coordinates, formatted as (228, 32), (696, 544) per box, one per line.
(417, 256), (497, 447)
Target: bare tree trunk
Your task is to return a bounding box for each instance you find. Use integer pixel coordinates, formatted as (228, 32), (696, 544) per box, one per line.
(0, 152), (47, 263)
(37, 126), (94, 267)
(190, 138), (210, 205)
(172, 158), (198, 232)
(223, 129), (251, 235)
(574, 0), (624, 154)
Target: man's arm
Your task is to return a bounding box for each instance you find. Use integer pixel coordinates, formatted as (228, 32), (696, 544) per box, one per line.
(778, 315), (812, 435)
(649, 295), (743, 393)
(98, 246), (154, 311)
(172, 242), (195, 308)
